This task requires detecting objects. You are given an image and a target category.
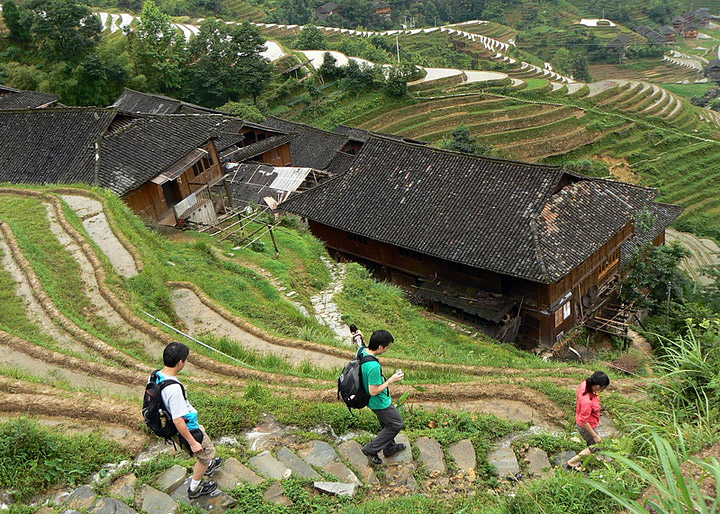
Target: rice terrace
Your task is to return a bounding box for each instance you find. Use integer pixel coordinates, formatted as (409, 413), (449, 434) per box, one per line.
(0, 0), (719, 512)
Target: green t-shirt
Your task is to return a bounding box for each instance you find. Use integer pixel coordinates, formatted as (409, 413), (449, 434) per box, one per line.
(359, 347), (392, 410)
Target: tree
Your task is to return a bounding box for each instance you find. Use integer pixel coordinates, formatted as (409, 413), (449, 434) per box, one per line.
(3, 0), (32, 44)
(218, 101), (265, 123)
(293, 24), (328, 50)
(319, 51), (342, 80)
(570, 53), (591, 83)
(27, 0), (102, 61)
(445, 125), (492, 156)
(619, 208), (690, 310)
(129, 1), (186, 94)
(272, 0), (312, 25)
(185, 20), (272, 106)
(337, 0), (373, 28)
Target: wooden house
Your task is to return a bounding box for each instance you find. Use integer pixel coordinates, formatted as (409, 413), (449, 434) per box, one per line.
(606, 35), (631, 59)
(264, 116), (358, 169)
(634, 26), (665, 45)
(682, 22), (699, 39)
(113, 89), (294, 169)
(658, 25), (676, 42)
(281, 137), (682, 348)
(0, 85), (59, 110)
(672, 16), (686, 33)
(706, 59), (720, 83)
(695, 8), (712, 28)
(315, 2), (341, 22)
(372, 0), (391, 17)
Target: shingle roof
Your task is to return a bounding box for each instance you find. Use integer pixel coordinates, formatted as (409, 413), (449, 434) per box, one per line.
(112, 88), (183, 114)
(281, 137), (677, 284)
(0, 86), (59, 110)
(325, 151), (356, 175)
(0, 108), (115, 185)
(658, 25), (676, 35)
(99, 114), (245, 195)
(263, 116), (350, 170)
(334, 124), (429, 145)
(222, 133), (295, 160)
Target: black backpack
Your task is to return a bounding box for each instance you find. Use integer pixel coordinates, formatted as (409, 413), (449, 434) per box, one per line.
(142, 370), (186, 440)
(338, 348), (378, 411)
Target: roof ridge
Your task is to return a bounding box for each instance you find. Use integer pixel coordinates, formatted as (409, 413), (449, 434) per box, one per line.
(365, 135), (565, 169)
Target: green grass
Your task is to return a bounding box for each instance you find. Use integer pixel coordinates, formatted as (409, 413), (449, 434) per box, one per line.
(660, 83), (715, 100)
(0, 417), (128, 502)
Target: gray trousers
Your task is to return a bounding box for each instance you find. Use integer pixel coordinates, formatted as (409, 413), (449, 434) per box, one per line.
(363, 404), (405, 455)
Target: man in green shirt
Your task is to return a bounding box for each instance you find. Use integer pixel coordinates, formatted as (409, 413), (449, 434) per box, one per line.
(359, 329), (406, 465)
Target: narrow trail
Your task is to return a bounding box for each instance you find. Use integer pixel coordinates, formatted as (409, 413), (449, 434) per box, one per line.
(60, 194), (139, 278)
(171, 287), (348, 369)
(0, 237), (87, 355)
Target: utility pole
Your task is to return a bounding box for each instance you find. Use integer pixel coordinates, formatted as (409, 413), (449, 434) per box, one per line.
(396, 33), (400, 63)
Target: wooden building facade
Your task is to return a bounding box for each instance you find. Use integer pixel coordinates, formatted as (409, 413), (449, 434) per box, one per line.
(123, 141), (224, 226)
(282, 137), (682, 348)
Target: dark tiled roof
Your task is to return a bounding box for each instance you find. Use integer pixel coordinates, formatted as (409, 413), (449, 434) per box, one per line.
(658, 25), (676, 35)
(112, 88), (183, 114)
(325, 151), (356, 175)
(621, 202), (683, 265)
(0, 108), (115, 185)
(334, 124), (429, 145)
(99, 114), (244, 195)
(281, 137), (676, 284)
(227, 163), (280, 206)
(0, 86), (59, 110)
(223, 134), (295, 160)
(263, 116), (350, 170)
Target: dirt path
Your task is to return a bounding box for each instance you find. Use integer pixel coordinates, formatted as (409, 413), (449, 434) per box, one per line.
(44, 202), (170, 361)
(0, 237), (88, 355)
(0, 343), (139, 398)
(310, 256), (351, 342)
(60, 195), (139, 278)
(666, 228), (720, 285)
(413, 398), (563, 431)
(0, 413), (149, 452)
(171, 287), (349, 369)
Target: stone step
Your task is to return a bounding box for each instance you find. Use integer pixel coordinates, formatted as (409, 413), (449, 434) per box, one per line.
(415, 437), (446, 475)
(277, 446), (323, 480)
(214, 457), (264, 489)
(487, 445), (520, 477)
(524, 447), (551, 478)
(383, 433), (412, 464)
(298, 440), (361, 485)
(248, 451), (292, 480)
(169, 478), (238, 511)
(154, 465), (187, 493)
(336, 440), (379, 485)
(138, 485), (177, 514)
(448, 439), (476, 475)
(263, 482), (293, 506)
(92, 497), (138, 514)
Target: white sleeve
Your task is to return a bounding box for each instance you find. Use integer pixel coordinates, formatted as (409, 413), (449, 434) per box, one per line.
(160, 383), (190, 421)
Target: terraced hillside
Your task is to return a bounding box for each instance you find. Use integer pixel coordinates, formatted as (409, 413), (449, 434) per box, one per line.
(0, 185), (652, 511)
(221, 0), (266, 21)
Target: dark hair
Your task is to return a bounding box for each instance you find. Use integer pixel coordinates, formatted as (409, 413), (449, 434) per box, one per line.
(349, 323), (358, 333)
(164, 342), (189, 367)
(583, 371), (610, 395)
(368, 329), (394, 350)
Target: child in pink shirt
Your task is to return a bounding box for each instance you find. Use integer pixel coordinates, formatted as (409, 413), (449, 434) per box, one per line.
(567, 371), (610, 470)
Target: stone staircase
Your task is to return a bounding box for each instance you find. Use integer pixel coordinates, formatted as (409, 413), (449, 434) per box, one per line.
(47, 423), (571, 514)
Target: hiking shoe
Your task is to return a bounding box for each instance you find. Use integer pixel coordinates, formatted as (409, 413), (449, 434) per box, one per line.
(362, 449), (383, 465)
(188, 480), (218, 499)
(383, 443), (406, 458)
(204, 457), (223, 476)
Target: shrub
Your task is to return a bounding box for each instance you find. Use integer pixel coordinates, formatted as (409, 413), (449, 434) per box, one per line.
(0, 418), (126, 502)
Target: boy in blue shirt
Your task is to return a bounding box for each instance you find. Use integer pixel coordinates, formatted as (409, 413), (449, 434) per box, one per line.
(359, 330), (406, 465)
(156, 342), (222, 498)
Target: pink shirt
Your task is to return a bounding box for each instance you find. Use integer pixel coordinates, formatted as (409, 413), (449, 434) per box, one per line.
(575, 381), (601, 428)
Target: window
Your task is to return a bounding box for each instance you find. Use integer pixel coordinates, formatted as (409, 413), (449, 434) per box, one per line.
(555, 300), (572, 327)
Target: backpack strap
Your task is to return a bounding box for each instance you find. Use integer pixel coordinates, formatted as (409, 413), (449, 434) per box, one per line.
(153, 373), (187, 420)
